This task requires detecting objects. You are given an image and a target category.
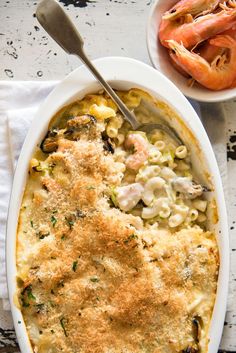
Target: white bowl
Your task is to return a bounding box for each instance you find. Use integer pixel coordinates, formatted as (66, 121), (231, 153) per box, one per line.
(6, 57), (229, 353)
(146, 0), (236, 102)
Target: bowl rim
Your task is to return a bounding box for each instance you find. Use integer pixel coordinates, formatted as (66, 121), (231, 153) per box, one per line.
(146, 0), (236, 102)
(6, 56), (229, 353)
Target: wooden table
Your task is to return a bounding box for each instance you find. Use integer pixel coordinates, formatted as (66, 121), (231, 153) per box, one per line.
(0, 0), (235, 352)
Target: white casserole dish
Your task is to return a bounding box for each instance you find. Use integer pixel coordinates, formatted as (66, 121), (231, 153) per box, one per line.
(6, 57), (229, 353)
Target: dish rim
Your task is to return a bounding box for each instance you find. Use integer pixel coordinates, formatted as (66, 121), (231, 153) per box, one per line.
(6, 56), (229, 353)
(146, 0), (236, 102)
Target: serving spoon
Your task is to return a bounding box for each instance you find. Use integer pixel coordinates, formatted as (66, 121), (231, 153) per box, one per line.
(36, 0), (182, 143)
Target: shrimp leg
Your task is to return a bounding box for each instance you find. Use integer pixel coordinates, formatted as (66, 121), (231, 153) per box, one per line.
(167, 35), (236, 90)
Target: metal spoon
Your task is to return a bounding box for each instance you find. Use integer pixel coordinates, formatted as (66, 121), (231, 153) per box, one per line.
(36, 0), (182, 143)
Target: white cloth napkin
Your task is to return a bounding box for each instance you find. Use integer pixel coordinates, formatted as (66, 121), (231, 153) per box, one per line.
(0, 81), (57, 310)
(0, 81), (228, 311)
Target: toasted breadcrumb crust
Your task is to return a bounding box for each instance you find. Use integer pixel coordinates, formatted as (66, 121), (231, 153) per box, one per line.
(17, 100), (219, 353)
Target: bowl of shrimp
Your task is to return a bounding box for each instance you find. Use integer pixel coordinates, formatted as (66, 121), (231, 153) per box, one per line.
(147, 0), (236, 102)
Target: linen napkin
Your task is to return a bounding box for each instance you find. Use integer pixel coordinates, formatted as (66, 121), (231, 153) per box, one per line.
(0, 81), (228, 311)
(0, 81), (57, 310)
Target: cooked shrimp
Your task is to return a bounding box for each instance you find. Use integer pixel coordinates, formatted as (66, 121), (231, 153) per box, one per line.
(169, 26), (236, 77)
(199, 25), (236, 62)
(162, 0), (222, 20)
(167, 35), (236, 90)
(159, 7), (236, 49)
(198, 41), (226, 63)
(125, 133), (149, 171)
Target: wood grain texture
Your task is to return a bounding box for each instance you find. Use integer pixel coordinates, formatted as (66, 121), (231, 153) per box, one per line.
(0, 0), (153, 80)
(0, 0), (235, 352)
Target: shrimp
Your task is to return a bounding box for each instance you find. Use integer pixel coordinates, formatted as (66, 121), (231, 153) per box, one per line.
(167, 35), (236, 90)
(125, 133), (149, 171)
(159, 6), (236, 49)
(169, 26), (236, 76)
(198, 25), (236, 62)
(198, 40), (226, 62)
(162, 0), (222, 20)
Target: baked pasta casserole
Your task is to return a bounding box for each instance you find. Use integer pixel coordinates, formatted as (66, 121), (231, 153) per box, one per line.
(16, 89), (219, 353)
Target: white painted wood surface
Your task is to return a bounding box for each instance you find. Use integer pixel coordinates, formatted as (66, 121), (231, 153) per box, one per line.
(0, 0), (235, 352)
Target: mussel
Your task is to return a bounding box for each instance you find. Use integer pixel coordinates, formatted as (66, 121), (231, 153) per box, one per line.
(40, 129), (59, 154)
(63, 114), (97, 140)
(102, 132), (115, 154)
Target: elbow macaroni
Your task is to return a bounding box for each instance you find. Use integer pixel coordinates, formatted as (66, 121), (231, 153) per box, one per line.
(169, 213), (185, 227)
(135, 165), (161, 183)
(189, 208), (199, 221)
(114, 133), (125, 146)
(160, 167), (176, 180)
(89, 104), (116, 120)
(154, 140), (166, 151)
(193, 199), (208, 212)
(175, 145), (188, 159)
(106, 115), (123, 138)
(148, 147), (162, 164)
(142, 177), (165, 206)
(142, 197), (170, 219)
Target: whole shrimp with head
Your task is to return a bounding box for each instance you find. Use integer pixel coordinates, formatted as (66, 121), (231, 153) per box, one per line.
(167, 34), (236, 90)
(168, 27), (234, 78)
(159, 0), (236, 49)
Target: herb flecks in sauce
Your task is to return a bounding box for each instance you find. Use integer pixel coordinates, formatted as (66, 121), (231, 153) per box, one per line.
(51, 215), (57, 227)
(60, 317), (68, 337)
(72, 261), (78, 272)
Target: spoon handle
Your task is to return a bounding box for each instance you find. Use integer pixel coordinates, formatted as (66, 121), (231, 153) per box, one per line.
(36, 0), (139, 130)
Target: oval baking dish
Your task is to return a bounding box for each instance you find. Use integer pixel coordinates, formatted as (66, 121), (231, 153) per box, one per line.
(6, 57), (229, 353)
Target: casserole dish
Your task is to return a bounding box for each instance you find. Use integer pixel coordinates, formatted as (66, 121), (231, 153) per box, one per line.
(6, 57), (229, 353)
